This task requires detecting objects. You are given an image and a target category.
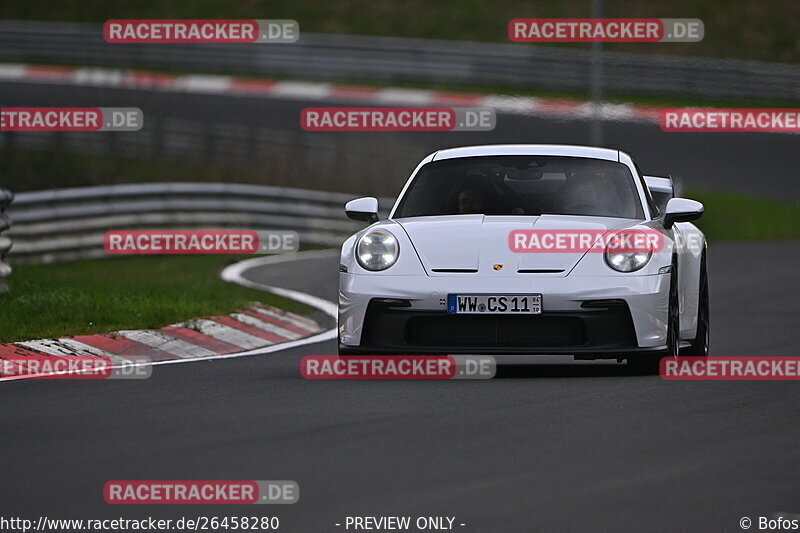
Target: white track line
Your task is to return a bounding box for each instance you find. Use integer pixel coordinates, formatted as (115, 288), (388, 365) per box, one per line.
(220, 249), (339, 317)
(0, 250), (339, 381)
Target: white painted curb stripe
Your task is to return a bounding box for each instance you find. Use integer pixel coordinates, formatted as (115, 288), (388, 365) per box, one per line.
(173, 75), (233, 93)
(375, 88), (435, 105)
(117, 330), (217, 359)
(230, 313), (301, 340)
(73, 67), (125, 87)
(271, 81), (332, 99)
(0, 63), (27, 80)
(14, 338), (137, 367)
(479, 95), (539, 113)
(251, 306), (320, 333)
(16, 340), (73, 356)
(189, 318), (273, 350)
(258, 305), (321, 329)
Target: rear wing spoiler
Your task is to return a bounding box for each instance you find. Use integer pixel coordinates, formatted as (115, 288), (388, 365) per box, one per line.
(644, 175), (681, 197)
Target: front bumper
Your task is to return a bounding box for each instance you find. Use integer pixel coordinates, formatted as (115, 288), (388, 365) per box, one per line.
(339, 272), (671, 356)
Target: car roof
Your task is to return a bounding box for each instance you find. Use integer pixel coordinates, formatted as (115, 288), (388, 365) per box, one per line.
(430, 144), (621, 162)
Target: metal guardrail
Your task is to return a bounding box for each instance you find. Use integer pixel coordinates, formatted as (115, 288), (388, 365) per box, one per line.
(0, 21), (798, 101)
(0, 118), (425, 197)
(0, 188), (12, 290)
(7, 183), (392, 263)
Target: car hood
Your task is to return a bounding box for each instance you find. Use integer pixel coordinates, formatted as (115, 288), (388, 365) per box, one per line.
(395, 215), (639, 276)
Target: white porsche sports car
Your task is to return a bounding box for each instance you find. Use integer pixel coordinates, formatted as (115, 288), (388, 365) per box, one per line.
(338, 145), (709, 371)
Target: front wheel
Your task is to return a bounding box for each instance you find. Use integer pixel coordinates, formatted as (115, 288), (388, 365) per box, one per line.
(681, 253), (709, 357)
(628, 258), (680, 374)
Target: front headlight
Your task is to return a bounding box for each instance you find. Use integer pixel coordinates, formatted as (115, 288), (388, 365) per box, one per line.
(356, 229), (399, 271)
(604, 230), (652, 272)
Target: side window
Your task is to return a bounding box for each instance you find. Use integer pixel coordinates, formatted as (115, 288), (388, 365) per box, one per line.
(651, 191), (672, 213)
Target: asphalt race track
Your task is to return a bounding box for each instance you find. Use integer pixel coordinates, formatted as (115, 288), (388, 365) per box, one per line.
(2, 242), (799, 532)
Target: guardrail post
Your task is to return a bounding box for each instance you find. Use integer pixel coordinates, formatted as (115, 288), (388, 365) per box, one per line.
(0, 188), (13, 292)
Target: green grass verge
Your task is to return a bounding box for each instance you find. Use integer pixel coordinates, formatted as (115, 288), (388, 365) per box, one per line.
(687, 189), (800, 241)
(0, 255), (314, 343)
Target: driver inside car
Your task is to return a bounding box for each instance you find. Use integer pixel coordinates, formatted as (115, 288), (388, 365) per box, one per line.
(454, 175), (497, 214)
(559, 171), (622, 216)
(456, 186), (485, 214)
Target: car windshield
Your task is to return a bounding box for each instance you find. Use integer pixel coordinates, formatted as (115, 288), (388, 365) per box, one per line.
(393, 155), (644, 219)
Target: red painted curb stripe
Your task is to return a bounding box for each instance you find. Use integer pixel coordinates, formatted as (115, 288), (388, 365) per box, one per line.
(159, 325), (242, 354)
(631, 106), (663, 120)
(0, 344), (39, 376)
(537, 100), (584, 114)
(329, 85), (381, 99)
(25, 65), (77, 78)
(123, 71), (178, 88)
(210, 316), (289, 343)
(230, 78), (278, 94)
(0, 344), (48, 357)
(431, 92), (484, 106)
(72, 334), (175, 362)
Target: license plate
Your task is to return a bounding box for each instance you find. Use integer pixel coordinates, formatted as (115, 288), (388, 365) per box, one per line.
(447, 294), (542, 315)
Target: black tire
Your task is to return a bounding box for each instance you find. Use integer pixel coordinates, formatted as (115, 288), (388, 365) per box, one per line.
(628, 258), (680, 374)
(681, 253), (709, 357)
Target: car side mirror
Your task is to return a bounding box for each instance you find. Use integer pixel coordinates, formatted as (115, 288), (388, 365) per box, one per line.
(345, 197), (379, 223)
(663, 198), (703, 229)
